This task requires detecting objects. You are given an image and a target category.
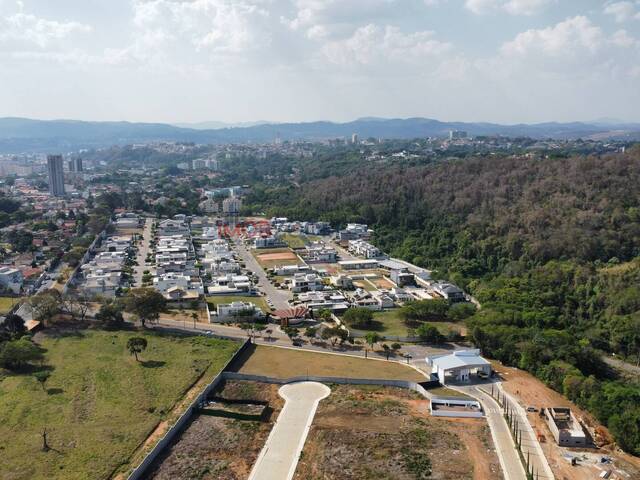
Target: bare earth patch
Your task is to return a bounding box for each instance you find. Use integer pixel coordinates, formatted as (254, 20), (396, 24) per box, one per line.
(496, 363), (640, 480)
(257, 251), (298, 261)
(293, 385), (502, 480)
(143, 381), (284, 480)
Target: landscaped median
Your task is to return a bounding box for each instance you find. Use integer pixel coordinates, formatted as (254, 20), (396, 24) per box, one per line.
(0, 329), (239, 480)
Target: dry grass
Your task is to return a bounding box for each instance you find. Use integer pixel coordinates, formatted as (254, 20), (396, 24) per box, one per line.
(0, 296), (17, 314)
(0, 330), (238, 480)
(229, 344), (426, 382)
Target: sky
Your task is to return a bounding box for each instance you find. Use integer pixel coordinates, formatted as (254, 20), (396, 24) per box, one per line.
(0, 0), (639, 124)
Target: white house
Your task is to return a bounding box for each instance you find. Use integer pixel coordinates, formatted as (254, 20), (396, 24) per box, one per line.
(157, 219), (190, 236)
(426, 349), (491, 384)
(290, 273), (324, 293)
(254, 235), (285, 249)
(348, 239), (383, 259)
(0, 267), (23, 294)
(153, 272), (203, 295)
(215, 301), (258, 321)
(273, 264), (310, 276)
(84, 270), (122, 297)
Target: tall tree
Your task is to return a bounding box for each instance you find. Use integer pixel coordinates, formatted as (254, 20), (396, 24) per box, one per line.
(124, 288), (166, 327)
(126, 337), (147, 362)
(2, 313), (26, 338)
(33, 371), (51, 391)
(95, 301), (125, 329)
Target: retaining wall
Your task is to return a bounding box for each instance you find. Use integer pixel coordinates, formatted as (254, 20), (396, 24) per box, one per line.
(125, 338), (250, 480)
(221, 371), (433, 399)
(431, 410), (484, 418)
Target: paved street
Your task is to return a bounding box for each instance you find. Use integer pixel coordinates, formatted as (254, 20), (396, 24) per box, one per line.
(233, 238), (292, 310)
(154, 315), (447, 367)
(248, 382), (330, 480)
(497, 385), (555, 480)
(454, 385), (527, 480)
(133, 217), (153, 286)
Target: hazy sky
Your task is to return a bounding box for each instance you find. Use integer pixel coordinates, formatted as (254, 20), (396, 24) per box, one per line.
(1, 0), (639, 124)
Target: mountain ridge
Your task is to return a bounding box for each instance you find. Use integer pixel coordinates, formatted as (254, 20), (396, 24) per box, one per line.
(1, 116), (639, 153)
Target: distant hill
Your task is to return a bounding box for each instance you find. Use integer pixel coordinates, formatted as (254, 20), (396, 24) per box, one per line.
(0, 116), (639, 153)
(172, 120), (274, 130)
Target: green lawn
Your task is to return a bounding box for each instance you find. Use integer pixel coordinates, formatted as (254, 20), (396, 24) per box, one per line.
(0, 296), (17, 314)
(0, 330), (238, 480)
(349, 309), (410, 337)
(206, 295), (269, 312)
(280, 233), (307, 249)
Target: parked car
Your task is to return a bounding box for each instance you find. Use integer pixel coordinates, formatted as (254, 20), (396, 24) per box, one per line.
(526, 406), (538, 413)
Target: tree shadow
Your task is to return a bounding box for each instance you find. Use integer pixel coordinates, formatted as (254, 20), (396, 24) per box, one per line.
(351, 320), (386, 332)
(47, 388), (64, 395)
(43, 328), (85, 339)
(140, 360), (166, 368)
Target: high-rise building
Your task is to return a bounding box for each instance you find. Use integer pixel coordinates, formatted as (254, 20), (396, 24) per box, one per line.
(351, 133), (359, 144)
(47, 155), (65, 197)
(449, 130), (468, 140)
(222, 196), (242, 215)
(68, 157), (83, 172)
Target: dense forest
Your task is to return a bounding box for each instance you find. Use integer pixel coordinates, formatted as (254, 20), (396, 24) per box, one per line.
(243, 145), (640, 454)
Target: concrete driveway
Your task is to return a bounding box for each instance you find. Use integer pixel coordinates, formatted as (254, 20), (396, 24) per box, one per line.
(248, 382), (330, 480)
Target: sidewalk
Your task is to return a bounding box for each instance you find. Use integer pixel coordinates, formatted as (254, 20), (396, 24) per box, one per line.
(496, 384), (555, 480)
(248, 382), (330, 480)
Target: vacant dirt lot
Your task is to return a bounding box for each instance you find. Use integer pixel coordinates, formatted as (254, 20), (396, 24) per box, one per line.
(254, 248), (302, 267)
(257, 251), (297, 261)
(496, 364), (640, 480)
(294, 385), (502, 480)
(144, 381), (284, 480)
(229, 344), (426, 382)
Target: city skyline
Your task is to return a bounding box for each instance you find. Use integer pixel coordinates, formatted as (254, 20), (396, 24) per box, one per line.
(1, 1), (639, 124)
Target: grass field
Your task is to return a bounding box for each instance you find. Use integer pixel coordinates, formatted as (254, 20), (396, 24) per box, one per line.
(0, 296), (17, 314)
(0, 329), (238, 480)
(350, 310), (466, 338)
(279, 233), (307, 249)
(349, 309), (409, 337)
(206, 295), (269, 312)
(230, 344), (426, 382)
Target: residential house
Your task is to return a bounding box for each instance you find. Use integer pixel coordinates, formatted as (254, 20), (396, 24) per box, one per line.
(290, 273), (324, 293)
(215, 301), (258, 321)
(433, 282), (466, 302)
(0, 266), (23, 294)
